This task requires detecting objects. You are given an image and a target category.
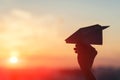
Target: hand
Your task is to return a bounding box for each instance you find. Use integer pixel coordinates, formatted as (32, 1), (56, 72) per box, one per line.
(74, 43), (97, 54)
(74, 43), (87, 54)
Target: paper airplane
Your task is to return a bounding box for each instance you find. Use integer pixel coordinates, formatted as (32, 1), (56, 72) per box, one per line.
(65, 24), (109, 45)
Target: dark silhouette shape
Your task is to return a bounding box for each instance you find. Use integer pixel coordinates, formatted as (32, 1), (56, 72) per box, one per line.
(74, 42), (97, 80)
(65, 24), (109, 45)
(65, 24), (109, 80)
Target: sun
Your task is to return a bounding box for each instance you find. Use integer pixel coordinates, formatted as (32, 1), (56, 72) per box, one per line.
(9, 56), (18, 64)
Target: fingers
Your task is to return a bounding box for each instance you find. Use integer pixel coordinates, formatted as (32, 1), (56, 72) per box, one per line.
(74, 44), (83, 53)
(74, 44), (82, 53)
(74, 48), (78, 53)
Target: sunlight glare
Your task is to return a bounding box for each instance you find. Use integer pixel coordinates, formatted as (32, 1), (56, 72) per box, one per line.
(9, 56), (18, 64)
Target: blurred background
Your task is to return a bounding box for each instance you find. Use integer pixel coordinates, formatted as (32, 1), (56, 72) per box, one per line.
(0, 0), (120, 80)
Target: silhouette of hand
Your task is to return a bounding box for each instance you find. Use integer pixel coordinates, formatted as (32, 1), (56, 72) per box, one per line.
(74, 43), (97, 69)
(74, 43), (97, 80)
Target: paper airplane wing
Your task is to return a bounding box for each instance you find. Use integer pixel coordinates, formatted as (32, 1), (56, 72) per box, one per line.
(65, 24), (109, 45)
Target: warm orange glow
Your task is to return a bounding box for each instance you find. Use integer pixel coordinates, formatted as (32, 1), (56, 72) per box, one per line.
(9, 56), (18, 64)
(9, 51), (19, 64)
(0, 9), (66, 68)
(2, 51), (24, 68)
(0, 9), (119, 69)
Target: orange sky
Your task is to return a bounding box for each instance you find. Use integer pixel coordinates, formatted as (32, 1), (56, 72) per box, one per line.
(0, 0), (120, 69)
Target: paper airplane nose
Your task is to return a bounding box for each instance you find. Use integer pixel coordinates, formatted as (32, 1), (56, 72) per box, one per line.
(102, 26), (109, 30)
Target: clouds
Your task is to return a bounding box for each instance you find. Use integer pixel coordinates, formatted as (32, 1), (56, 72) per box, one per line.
(0, 9), (64, 56)
(0, 9), (67, 68)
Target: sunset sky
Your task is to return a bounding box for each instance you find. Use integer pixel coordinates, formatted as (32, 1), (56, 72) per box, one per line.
(0, 0), (120, 69)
